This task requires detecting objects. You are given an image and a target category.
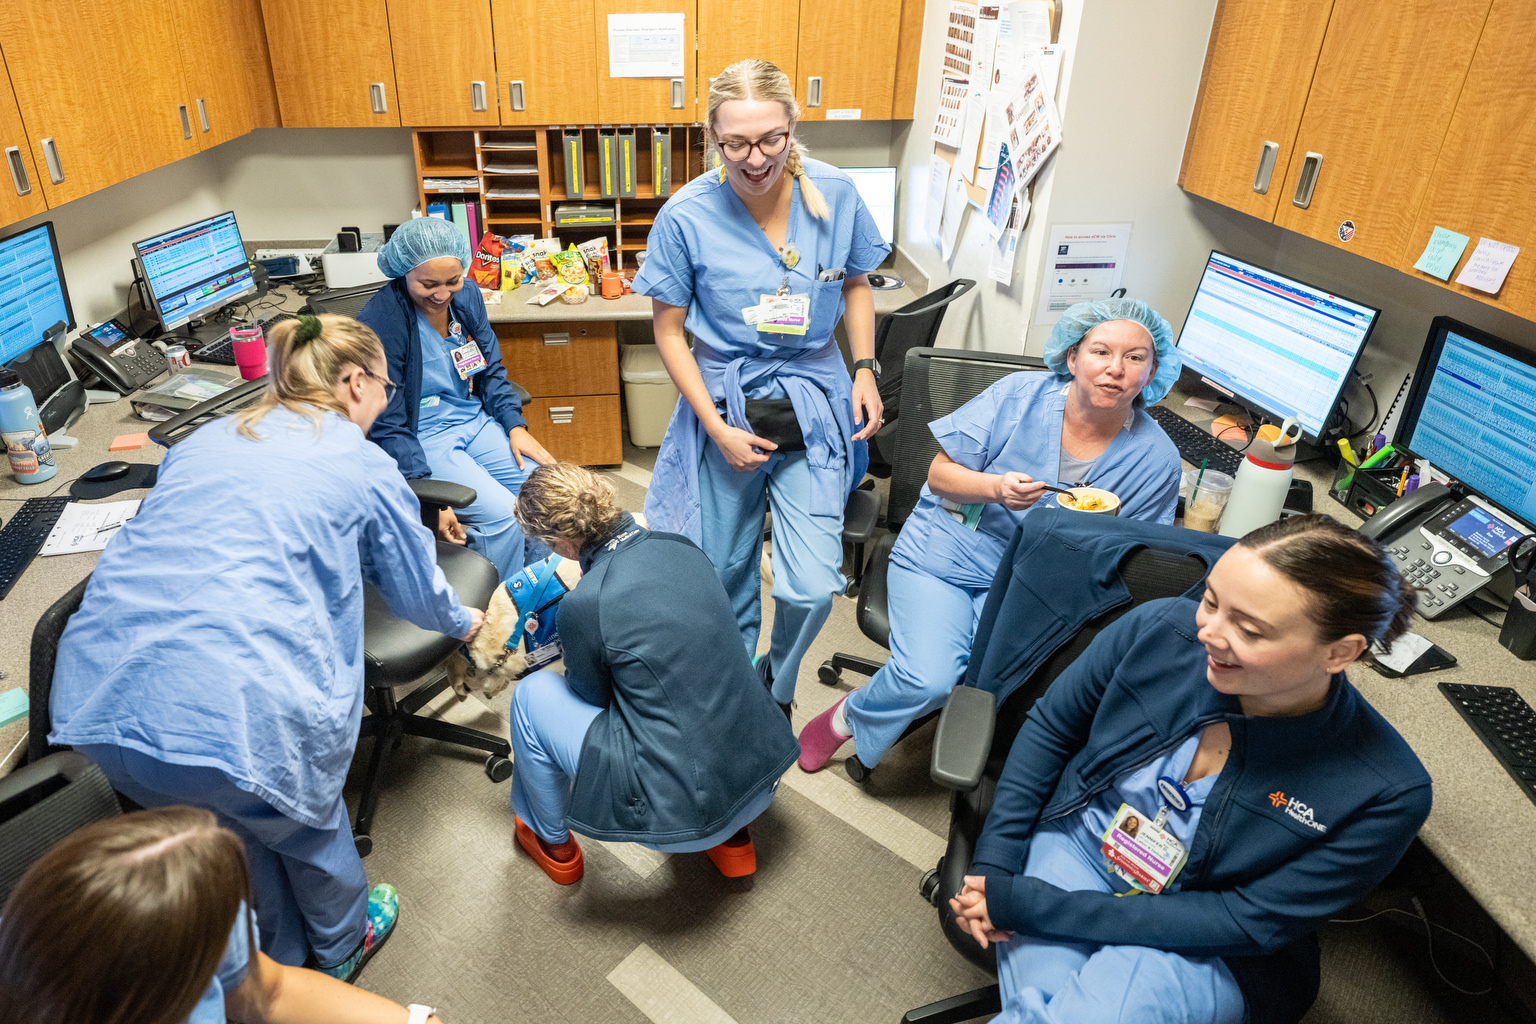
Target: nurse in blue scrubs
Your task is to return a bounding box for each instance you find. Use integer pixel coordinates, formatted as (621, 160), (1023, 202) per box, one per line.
(359, 217), (552, 577)
(798, 299), (1184, 772)
(633, 59), (890, 714)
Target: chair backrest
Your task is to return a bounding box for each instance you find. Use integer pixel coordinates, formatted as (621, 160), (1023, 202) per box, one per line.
(887, 348), (1046, 530)
(29, 575), (91, 764)
(874, 279), (977, 410)
(0, 750), (121, 904)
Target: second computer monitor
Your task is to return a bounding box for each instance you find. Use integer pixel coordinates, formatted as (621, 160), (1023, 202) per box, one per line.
(1176, 251), (1380, 445)
(133, 210), (254, 334)
(842, 167), (896, 247)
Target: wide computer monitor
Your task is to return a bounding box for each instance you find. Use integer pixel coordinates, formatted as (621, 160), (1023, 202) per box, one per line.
(1397, 317), (1536, 526)
(842, 166), (897, 247)
(0, 221), (74, 364)
(1176, 251), (1381, 446)
(133, 210), (254, 334)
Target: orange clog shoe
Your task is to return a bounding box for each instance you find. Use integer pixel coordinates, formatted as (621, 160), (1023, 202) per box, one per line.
(705, 827), (757, 877)
(515, 816), (584, 885)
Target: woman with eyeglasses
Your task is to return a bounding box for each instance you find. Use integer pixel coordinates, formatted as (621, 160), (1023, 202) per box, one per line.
(359, 216), (553, 578)
(632, 59), (890, 716)
(50, 315), (484, 981)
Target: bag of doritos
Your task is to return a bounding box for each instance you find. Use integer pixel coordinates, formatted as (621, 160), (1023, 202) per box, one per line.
(470, 231), (505, 289)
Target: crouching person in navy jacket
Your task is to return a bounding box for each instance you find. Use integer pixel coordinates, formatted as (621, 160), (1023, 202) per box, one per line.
(504, 463), (799, 884)
(951, 514), (1431, 1024)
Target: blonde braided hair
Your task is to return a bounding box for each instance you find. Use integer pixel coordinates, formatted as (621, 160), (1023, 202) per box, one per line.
(707, 59), (829, 221)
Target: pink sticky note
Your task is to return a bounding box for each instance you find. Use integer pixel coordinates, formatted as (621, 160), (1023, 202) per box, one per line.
(109, 432), (149, 451)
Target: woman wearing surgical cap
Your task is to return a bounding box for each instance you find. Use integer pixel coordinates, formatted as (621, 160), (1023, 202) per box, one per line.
(358, 217), (552, 577)
(797, 299), (1184, 774)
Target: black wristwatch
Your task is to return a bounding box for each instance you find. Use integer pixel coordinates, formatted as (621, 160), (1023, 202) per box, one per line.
(854, 358), (881, 378)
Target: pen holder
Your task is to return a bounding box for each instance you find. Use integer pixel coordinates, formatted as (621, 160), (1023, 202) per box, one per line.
(1345, 466), (1407, 520)
(1500, 589), (1536, 660)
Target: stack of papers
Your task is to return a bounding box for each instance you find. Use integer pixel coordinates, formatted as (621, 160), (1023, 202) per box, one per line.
(423, 177), (479, 191)
(40, 500), (142, 556)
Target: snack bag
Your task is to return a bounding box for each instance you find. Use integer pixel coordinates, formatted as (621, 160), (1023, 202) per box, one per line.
(577, 237), (609, 282)
(469, 231), (504, 289)
(551, 247), (588, 286)
(500, 234), (535, 290)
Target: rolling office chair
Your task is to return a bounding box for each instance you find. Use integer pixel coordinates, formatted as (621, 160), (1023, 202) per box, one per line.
(0, 750), (122, 904)
(818, 347), (1045, 783)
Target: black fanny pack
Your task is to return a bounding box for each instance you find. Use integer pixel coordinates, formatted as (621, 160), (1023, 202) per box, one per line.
(741, 398), (806, 452)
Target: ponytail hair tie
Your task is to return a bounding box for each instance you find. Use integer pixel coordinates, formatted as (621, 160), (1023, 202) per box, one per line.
(294, 314), (323, 345)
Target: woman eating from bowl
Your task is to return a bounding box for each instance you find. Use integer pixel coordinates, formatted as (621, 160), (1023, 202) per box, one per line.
(950, 514), (1431, 1024)
(797, 298), (1183, 774)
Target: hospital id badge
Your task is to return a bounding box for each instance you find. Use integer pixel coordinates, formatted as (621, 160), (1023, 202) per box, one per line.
(751, 293), (809, 335)
(1101, 802), (1188, 895)
(451, 341), (486, 379)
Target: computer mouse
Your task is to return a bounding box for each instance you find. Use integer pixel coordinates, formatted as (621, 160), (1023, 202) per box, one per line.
(868, 273), (887, 288)
(82, 461), (133, 482)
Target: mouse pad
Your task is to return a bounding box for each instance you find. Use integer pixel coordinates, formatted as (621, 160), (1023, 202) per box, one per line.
(70, 463), (159, 500)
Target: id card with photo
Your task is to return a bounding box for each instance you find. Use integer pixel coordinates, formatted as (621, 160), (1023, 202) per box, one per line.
(750, 293), (809, 335)
(451, 341), (487, 378)
(1101, 803), (1188, 895)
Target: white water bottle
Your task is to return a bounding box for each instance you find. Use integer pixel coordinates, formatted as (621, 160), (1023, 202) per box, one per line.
(1220, 417), (1300, 538)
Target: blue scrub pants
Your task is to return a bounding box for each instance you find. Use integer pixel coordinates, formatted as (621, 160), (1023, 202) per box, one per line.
(77, 743), (367, 969)
(990, 824), (1245, 1024)
(419, 414), (535, 578)
(843, 562), (988, 766)
(509, 670), (776, 850)
(698, 443), (845, 706)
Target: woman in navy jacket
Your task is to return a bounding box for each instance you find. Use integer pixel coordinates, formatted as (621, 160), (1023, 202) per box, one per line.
(358, 217), (552, 577)
(951, 514), (1431, 1024)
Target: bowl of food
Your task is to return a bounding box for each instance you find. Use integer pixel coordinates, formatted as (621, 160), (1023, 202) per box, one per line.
(1057, 486), (1120, 516)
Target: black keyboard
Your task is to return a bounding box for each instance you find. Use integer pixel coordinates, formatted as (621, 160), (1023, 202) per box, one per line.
(0, 496), (70, 600)
(1441, 683), (1536, 807)
(1147, 404), (1244, 476)
(191, 312), (297, 365)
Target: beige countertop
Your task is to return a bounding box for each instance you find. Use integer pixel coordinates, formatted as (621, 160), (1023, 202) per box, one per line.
(482, 275), (923, 324)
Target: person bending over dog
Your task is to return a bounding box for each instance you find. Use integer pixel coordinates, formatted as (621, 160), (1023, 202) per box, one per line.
(506, 462), (798, 883)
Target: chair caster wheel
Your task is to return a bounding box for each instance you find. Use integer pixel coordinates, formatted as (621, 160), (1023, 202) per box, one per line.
(818, 660), (841, 686)
(845, 754), (871, 784)
(485, 754), (513, 783)
(354, 833), (373, 858)
(920, 864), (943, 907)
(845, 582), (861, 599)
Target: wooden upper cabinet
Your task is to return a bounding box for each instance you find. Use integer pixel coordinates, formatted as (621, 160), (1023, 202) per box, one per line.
(389, 0), (500, 126)
(697, 0), (797, 88)
(594, 0), (698, 124)
(492, 0), (597, 125)
(260, 0), (399, 127)
(891, 0), (926, 120)
(1271, 0), (1492, 265)
(794, 1), (903, 121)
(0, 58), (46, 227)
(1406, 0), (1536, 320)
(1177, 0), (1333, 221)
(173, 0), (280, 148)
(0, 0), (197, 206)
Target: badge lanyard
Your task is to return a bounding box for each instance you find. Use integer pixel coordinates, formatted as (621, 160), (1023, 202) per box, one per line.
(1100, 776), (1195, 895)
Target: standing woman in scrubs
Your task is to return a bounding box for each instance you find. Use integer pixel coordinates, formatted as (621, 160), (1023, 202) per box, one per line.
(49, 315), (483, 980)
(633, 59), (890, 714)
(359, 217), (553, 577)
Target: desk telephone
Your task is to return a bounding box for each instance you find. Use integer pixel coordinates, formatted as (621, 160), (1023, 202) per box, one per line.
(1361, 482), (1533, 619)
(70, 320), (166, 395)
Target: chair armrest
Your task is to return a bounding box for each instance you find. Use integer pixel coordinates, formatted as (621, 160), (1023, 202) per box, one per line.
(842, 485), (880, 544)
(930, 685), (996, 792)
(408, 478), (477, 510)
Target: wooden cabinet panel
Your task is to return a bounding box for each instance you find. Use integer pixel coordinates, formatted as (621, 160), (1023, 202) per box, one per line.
(388, 0), (500, 126)
(794, 1), (903, 120)
(1177, 0), (1333, 221)
(496, 320), (619, 397)
(493, 0), (597, 125)
(174, 0), (279, 148)
(260, 0), (400, 127)
(1405, 0), (1536, 319)
(595, 0), (698, 124)
(697, 0), (797, 88)
(1271, 0), (1491, 265)
(0, 0), (197, 205)
(0, 59), (46, 227)
(522, 394), (623, 465)
(891, 0), (926, 121)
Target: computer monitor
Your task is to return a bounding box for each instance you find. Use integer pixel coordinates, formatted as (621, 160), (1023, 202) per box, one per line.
(842, 166), (897, 247)
(1175, 251), (1381, 446)
(1396, 317), (1536, 526)
(133, 210), (254, 334)
(0, 221), (74, 365)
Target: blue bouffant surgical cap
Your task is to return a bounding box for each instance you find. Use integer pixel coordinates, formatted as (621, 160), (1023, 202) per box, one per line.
(376, 217), (473, 278)
(1043, 299), (1181, 405)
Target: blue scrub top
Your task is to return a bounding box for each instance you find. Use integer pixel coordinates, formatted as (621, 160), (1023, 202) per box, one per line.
(415, 311), (482, 436)
(188, 905), (254, 1023)
(894, 372), (1181, 588)
(49, 407), (471, 829)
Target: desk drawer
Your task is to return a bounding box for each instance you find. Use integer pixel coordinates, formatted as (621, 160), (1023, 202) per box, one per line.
(522, 394), (622, 465)
(496, 321), (618, 397)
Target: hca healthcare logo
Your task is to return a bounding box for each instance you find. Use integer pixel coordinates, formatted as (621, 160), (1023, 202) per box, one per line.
(1269, 791), (1328, 833)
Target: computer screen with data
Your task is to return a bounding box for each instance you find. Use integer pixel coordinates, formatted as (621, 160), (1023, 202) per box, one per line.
(0, 221), (74, 365)
(1398, 318), (1536, 526)
(133, 210), (254, 332)
(842, 167), (896, 246)
(1176, 251), (1380, 443)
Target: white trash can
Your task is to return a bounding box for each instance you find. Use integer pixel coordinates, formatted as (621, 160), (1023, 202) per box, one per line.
(620, 344), (680, 448)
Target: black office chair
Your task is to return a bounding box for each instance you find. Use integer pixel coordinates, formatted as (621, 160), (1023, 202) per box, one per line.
(0, 750), (123, 904)
(818, 348), (1045, 783)
(866, 279), (977, 477)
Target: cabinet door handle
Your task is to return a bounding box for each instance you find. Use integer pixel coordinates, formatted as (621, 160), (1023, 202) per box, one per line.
(807, 76), (823, 107)
(542, 331), (570, 346)
(178, 104), (192, 140)
(1251, 140), (1278, 194)
(40, 137), (63, 184)
(509, 80), (525, 112)
(471, 80), (487, 112)
(1291, 151), (1323, 209)
(670, 78), (685, 109)
(369, 82), (388, 114)
(196, 97), (210, 133)
(5, 146), (31, 196)
(549, 405), (575, 424)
